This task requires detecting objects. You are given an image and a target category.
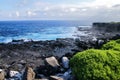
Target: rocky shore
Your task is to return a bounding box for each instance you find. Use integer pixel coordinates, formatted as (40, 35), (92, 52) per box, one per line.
(0, 22), (120, 80)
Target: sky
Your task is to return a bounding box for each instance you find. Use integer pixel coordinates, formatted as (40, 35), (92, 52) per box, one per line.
(0, 0), (120, 22)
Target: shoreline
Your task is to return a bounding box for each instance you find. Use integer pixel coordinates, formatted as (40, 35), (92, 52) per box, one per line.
(0, 22), (120, 79)
(0, 33), (120, 79)
(0, 22), (120, 67)
(0, 30), (119, 65)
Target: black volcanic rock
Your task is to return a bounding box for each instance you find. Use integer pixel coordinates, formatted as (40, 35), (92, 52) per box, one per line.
(93, 22), (120, 32)
(0, 22), (120, 80)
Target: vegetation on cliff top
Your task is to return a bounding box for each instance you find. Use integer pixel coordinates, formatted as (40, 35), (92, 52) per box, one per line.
(70, 39), (120, 80)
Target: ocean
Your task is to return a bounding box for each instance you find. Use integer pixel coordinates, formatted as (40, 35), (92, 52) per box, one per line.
(0, 20), (91, 43)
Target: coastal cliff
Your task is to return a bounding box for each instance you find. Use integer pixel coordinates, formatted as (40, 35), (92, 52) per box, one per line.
(93, 22), (120, 32)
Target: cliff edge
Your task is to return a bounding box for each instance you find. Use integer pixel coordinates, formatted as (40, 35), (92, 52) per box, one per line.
(93, 22), (120, 32)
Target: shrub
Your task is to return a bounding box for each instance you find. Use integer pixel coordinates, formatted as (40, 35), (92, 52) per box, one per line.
(102, 39), (120, 51)
(70, 49), (120, 80)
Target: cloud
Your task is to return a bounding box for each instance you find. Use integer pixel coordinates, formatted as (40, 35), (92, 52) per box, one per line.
(27, 11), (36, 17)
(69, 8), (77, 12)
(79, 0), (120, 8)
(0, 0), (120, 21)
(16, 11), (20, 17)
(112, 4), (120, 8)
(8, 13), (12, 17)
(16, 0), (28, 7)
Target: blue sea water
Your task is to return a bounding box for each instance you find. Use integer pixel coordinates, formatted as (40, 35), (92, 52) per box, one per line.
(0, 20), (90, 43)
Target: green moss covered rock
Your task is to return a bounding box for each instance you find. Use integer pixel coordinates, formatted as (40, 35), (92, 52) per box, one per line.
(102, 39), (120, 51)
(70, 49), (120, 80)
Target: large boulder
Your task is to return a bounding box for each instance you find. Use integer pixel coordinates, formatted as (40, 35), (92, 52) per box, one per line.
(62, 57), (69, 69)
(45, 56), (60, 75)
(22, 67), (35, 80)
(45, 56), (60, 67)
(9, 70), (21, 79)
(0, 69), (5, 80)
